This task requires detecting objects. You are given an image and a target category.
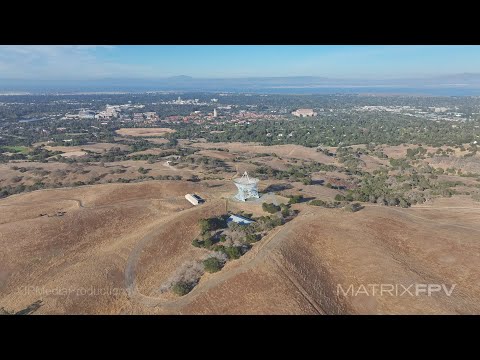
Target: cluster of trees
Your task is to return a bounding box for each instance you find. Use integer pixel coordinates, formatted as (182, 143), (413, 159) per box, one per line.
(192, 237), (245, 260)
(0, 182), (50, 199)
(112, 174), (183, 183)
(327, 160), (472, 207)
(335, 171), (415, 208)
(262, 202), (293, 217)
(253, 162), (338, 185)
(0, 146), (62, 164)
(336, 146), (363, 170)
(307, 198), (365, 210)
(198, 215), (229, 233)
(3, 93), (480, 156)
(406, 146), (428, 159)
(316, 147), (335, 156)
(176, 155), (234, 173)
(309, 199), (343, 208)
(171, 110), (480, 148)
(193, 214), (252, 260)
(192, 207), (297, 276)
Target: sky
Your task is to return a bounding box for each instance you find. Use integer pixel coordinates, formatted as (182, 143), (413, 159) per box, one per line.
(1, 45), (480, 80)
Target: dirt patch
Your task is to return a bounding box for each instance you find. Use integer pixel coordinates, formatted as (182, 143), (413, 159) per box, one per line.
(58, 151), (87, 158)
(45, 143), (129, 153)
(116, 128), (176, 137)
(129, 148), (165, 156)
(196, 150), (236, 160)
(274, 204), (480, 314)
(191, 142), (336, 164)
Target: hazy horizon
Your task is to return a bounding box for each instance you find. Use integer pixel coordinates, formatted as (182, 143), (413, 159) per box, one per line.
(2, 45), (480, 81)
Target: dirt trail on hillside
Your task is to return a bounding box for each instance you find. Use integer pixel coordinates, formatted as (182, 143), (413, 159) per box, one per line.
(125, 209), (318, 311)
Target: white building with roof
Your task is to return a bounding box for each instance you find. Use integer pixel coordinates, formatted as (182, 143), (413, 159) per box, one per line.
(292, 108), (317, 117)
(185, 194), (204, 205)
(227, 214), (255, 225)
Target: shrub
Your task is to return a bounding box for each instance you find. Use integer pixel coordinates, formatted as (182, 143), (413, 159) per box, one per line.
(398, 198), (410, 208)
(256, 215), (285, 230)
(203, 237), (213, 249)
(191, 239), (203, 248)
(211, 244), (225, 252)
(224, 246), (242, 260)
(344, 203), (364, 212)
(288, 195), (303, 204)
(199, 216), (228, 232)
(309, 199), (326, 206)
(203, 257), (223, 273)
(245, 233), (261, 244)
(262, 202), (280, 214)
(281, 208), (290, 217)
(335, 194), (345, 201)
(302, 177), (313, 185)
(172, 281), (194, 296)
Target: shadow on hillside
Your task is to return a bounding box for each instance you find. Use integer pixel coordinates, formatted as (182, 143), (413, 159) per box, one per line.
(298, 196), (316, 203)
(263, 183), (293, 193)
(15, 300), (43, 315)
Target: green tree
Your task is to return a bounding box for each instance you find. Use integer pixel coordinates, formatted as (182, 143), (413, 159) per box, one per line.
(224, 246), (242, 260)
(203, 257), (224, 273)
(288, 195), (303, 204)
(309, 199), (326, 206)
(262, 202), (280, 213)
(172, 281), (193, 296)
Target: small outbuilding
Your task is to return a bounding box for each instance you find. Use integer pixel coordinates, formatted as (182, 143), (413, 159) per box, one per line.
(227, 214), (255, 225)
(185, 193), (204, 205)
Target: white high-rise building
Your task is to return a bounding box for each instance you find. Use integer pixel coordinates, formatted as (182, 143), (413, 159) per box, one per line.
(213, 108), (218, 117)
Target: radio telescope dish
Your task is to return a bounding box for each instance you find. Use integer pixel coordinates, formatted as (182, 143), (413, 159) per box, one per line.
(233, 171), (260, 202)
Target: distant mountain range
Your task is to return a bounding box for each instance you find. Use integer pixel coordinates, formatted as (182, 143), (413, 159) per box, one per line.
(3, 74), (480, 94)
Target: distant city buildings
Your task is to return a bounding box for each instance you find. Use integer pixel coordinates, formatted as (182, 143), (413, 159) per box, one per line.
(144, 112), (158, 121)
(133, 113), (144, 122)
(292, 108), (317, 117)
(63, 109), (95, 120)
(96, 105), (118, 119)
(159, 97), (207, 105)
